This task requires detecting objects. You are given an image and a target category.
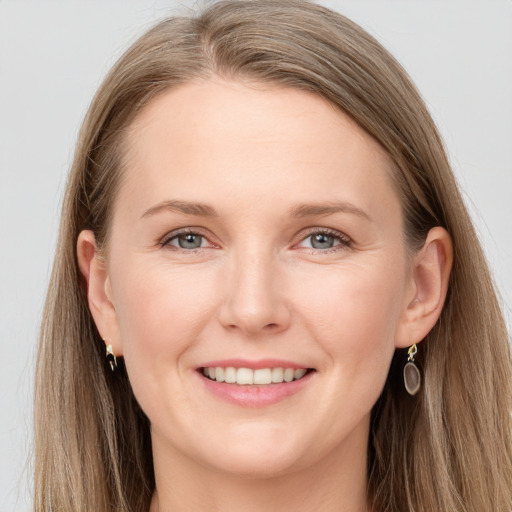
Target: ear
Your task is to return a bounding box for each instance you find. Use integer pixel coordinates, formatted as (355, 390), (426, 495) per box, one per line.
(77, 230), (123, 356)
(395, 226), (453, 348)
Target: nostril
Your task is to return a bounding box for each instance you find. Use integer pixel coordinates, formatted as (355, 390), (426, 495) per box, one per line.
(218, 296), (292, 335)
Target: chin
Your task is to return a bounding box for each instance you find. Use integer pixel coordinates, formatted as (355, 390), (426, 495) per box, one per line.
(204, 450), (306, 480)
(192, 428), (313, 479)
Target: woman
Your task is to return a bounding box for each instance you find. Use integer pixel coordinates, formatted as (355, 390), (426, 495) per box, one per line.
(34, 1), (512, 511)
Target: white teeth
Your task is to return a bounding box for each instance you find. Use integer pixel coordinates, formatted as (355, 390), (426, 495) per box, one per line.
(294, 368), (307, 380)
(237, 367), (253, 385)
(224, 367), (237, 383)
(215, 367), (225, 382)
(253, 368), (272, 385)
(283, 368), (295, 382)
(202, 366), (309, 385)
(271, 367), (284, 383)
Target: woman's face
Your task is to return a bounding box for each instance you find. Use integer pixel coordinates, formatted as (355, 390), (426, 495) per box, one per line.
(97, 79), (418, 477)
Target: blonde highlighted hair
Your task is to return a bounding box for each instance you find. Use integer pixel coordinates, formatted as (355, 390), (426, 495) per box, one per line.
(35, 1), (512, 511)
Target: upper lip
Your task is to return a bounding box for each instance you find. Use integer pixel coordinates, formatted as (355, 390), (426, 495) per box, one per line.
(197, 359), (312, 370)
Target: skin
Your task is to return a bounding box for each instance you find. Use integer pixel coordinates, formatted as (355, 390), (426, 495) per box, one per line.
(77, 79), (452, 512)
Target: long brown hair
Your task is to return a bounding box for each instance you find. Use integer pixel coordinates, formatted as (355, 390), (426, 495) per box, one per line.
(35, 1), (512, 510)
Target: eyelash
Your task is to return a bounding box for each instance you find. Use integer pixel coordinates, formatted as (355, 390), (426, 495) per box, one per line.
(158, 227), (352, 253)
(159, 228), (214, 251)
(296, 228), (352, 253)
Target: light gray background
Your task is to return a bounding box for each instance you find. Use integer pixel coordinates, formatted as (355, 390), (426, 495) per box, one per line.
(1, 1), (511, 510)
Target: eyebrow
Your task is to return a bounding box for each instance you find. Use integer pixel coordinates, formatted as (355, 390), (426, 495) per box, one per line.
(141, 200), (218, 219)
(289, 201), (371, 221)
(140, 199), (371, 221)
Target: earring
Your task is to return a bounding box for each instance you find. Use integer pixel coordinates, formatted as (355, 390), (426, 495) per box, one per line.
(104, 340), (117, 371)
(403, 343), (421, 396)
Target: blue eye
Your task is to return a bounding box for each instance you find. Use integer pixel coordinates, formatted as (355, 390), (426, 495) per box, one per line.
(298, 230), (349, 251)
(308, 233), (338, 249)
(167, 232), (205, 249)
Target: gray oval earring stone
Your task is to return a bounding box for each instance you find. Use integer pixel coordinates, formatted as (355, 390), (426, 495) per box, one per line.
(404, 361), (421, 396)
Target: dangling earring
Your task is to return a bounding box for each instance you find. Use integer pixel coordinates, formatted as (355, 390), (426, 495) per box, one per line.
(104, 340), (117, 371)
(403, 343), (421, 395)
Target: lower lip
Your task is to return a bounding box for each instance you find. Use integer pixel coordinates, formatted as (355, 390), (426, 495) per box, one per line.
(198, 371), (315, 407)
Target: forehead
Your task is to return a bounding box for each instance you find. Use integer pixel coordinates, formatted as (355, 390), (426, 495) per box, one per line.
(117, 78), (399, 222)
(126, 78), (389, 161)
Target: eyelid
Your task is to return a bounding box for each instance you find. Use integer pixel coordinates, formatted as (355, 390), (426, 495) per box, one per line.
(157, 226), (351, 251)
(294, 227), (352, 251)
(159, 227), (218, 249)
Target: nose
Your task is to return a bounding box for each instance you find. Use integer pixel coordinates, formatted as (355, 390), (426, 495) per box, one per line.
(218, 249), (291, 336)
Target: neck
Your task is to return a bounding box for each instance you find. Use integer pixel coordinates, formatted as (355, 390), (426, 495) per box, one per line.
(149, 429), (369, 512)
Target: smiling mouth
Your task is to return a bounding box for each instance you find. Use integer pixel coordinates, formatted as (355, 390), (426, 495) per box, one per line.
(200, 367), (314, 385)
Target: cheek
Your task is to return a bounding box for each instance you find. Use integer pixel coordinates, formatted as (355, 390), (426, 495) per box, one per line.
(108, 261), (222, 429)
(111, 261), (217, 364)
(295, 260), (406, 387)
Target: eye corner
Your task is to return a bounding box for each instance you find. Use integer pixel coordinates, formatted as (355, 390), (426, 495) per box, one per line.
(158, 227), (219, 251)
(294, 227), (352, 253)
